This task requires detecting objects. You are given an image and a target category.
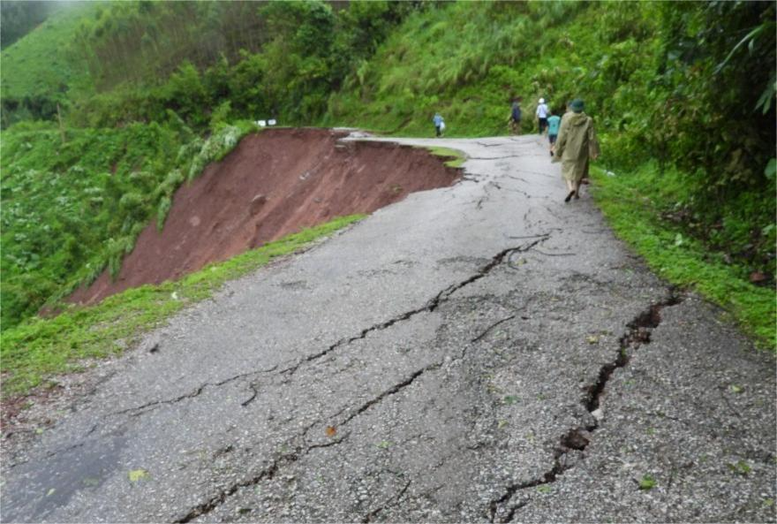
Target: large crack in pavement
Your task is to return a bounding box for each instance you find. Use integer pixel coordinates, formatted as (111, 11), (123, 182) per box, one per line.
(489, 292), (685, 523)
(176, 313), (486, 523)
(172, 237), (552, 522)
(110, 364), (279, 418)
(39, 236), (553, 494)
(270, 236), (547, 374)
(124, 236), (550, 416)
(137, 282), (687, 524)
(174, 353), (439, 522)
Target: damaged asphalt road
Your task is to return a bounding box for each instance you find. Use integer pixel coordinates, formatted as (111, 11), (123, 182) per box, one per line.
(2, 135), (775, 523)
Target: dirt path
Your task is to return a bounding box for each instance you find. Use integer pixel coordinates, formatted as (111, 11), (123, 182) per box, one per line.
(2, 134), (775, 523)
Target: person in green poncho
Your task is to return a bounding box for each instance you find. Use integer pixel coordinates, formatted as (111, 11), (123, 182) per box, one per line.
(552, 99), (600, 202)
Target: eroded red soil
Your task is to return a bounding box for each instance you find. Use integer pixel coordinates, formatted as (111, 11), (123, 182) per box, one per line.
(68, 128), (459, 305)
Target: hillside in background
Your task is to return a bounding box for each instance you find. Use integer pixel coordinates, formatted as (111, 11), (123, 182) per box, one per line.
(1, 0), (774, 347)
(1, 0), (58, 49)
(0, 1), (95, 127)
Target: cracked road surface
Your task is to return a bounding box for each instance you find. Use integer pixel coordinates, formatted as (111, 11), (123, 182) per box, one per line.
(2, 135), (775, 523)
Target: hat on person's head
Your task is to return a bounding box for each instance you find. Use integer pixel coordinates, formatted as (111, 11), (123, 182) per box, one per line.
(539, 98), (545, 104)
(570, 99), (584, 112)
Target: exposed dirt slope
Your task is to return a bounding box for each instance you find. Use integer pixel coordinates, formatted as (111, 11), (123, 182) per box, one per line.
(68, 128), (459, 305)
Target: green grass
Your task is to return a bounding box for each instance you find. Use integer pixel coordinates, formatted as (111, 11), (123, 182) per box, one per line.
(591, 165), (775, 350)
(0, 120), (258, 330)
(0, 215), (364, 397)
(425, 146), (467, 168)
(638, 475), (657, 491)
(324, 2), (600, 138)
(1, 2), (97, 101)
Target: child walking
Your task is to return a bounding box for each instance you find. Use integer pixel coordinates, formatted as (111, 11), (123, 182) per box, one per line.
(433, 113), (445, 137)
(547, 111), (561, 156)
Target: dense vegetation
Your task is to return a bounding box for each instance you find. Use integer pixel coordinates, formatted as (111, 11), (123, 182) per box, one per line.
(0, 2), (93, 127)
(0, 0), (774, 385)
(0, 117), (256, 329)
(0, 0), (56, 49)
(2, 1), (416, 128)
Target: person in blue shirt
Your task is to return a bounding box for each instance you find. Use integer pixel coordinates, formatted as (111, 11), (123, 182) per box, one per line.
(547, 110), (562, 156)
(433, 113), (445, 137)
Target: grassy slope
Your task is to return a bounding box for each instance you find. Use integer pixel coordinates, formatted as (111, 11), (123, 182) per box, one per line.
(591, 165), (775, 349)
(1, 215), (363, 396)
(324, 2), (595, 137)
(0, 120), (257, 330)
(1, 2), (96, 102)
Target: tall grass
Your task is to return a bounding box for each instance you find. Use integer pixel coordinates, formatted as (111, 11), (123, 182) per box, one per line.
(591, 165), (775, 350)
(325, 1), (591, 136)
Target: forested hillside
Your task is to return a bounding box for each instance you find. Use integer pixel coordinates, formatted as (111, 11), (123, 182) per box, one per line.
(0, 0), (56, 49)
(1, 0), (774, 347)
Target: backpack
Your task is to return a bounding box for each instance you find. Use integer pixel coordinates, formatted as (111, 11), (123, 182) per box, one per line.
(512, 106), (521, 121)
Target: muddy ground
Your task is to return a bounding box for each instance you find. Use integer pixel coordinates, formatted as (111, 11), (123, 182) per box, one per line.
(69, 128), (459, 305)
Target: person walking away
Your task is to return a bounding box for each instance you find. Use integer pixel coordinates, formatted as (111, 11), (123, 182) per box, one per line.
(552, 99), (599, 202)
(508, 100), (522, 135)
(536, 98), (549, 134)
(547, 111), (561, 156)
(433, 113), (445, 137)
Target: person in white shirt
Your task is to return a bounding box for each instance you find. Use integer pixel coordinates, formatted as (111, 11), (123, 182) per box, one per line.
(536, 98), (549, 135)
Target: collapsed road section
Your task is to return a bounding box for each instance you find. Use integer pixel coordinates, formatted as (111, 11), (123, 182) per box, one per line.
(68, 128), (460, 306)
